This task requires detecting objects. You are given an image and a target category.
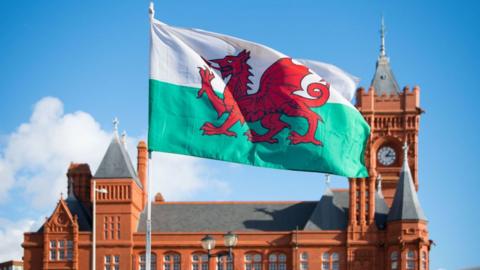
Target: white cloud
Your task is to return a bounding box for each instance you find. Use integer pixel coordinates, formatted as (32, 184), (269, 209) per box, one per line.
(0, 218), (41, 261)
(0, 96), (229, 261)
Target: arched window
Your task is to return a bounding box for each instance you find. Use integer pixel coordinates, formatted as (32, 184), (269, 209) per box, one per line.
(139, 253), (157, 270)
(268, 253), (286, 270)
(245, 253), (262, 270)
(217, 254), (233, 270)
(421, 251), (427, 270)
(331, 253), (339, 270)
(164, 253), (181, 270)
(192, 253), (209, 270)
(406, 250), (415, 270)
(322, 252), (340, 270)
(299, 252), (308, 270)
(390, 251), (398, 270)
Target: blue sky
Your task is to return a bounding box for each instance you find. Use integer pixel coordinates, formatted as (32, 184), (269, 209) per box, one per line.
(1, 1), (479, 269)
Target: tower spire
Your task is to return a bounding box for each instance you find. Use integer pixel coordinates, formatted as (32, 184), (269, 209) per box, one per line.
(380, 16), (386, 57)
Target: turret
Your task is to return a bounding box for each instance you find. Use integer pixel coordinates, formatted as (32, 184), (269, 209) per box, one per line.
(386, 142), (429, 270)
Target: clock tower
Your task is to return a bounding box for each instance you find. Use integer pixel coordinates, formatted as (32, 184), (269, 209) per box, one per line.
(355, 19), (423, 207)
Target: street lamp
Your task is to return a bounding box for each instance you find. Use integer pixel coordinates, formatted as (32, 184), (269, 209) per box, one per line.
(201, 235), (216, 258)
(201, 232), (238, 269)
(92, 181), (108, 270)
(223, 231), (238, 258)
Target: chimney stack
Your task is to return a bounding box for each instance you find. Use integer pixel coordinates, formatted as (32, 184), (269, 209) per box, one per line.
(137, 141), (148, 207)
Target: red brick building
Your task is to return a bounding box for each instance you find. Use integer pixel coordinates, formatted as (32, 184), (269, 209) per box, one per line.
(22, 27), (431, 270)
(0, 260), (24, 270)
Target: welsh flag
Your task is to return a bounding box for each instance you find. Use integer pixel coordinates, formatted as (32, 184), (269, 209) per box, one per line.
(148, 19), (370, 177)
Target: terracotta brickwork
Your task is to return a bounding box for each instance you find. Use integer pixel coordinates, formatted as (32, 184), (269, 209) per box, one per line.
(22, 47), (430, 270)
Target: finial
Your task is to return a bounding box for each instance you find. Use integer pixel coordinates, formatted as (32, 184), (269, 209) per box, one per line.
(325, 174), (331, 188)
(402, 141), (409, 161)
(149, 2), (155, 20)
(113, 117), (119, 136)
(121, 130), (127, 147)
(60, 192), (64, 200)
(380, 15), (386, 57)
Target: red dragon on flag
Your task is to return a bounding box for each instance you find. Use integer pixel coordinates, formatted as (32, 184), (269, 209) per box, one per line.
(197, 50), (331, 145)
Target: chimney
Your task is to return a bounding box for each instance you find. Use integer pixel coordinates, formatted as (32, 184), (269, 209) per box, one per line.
(137, 141), (148, 207)
(66, 163), (92, 209)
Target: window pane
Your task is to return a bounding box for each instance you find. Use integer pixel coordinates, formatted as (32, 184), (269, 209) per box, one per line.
(322, 262), (330, 270)
(391, 261), (398, 270)
(407, 261), (414, 269)
(253, 254), (261, 262)
(59, 240), (65, 248)
(245, 254), (252, 262)
(391, 252), (398, 260)
(174, 255), (181, 263)
(67, 240), (73, 248)
(105, 256), (111, 263)
(140, 254), (146, 263)
(59, 250), (65, 260)
(193, 255), (199, 262)
(278, 254), (286, 262)
(300, 262), (308, 270)
(332, 253), (339, 261)
(50, 240), (56, 248)
(268, 263), (276, 270)
(67, 249), (72, 261)
(300, 252), (308, 261)
(165, 255), (171, 262)
(279, 263), (286, 270)
(152, 254), (157, 263)
(50, 250), (56, 261)
(114, 255), (120, 263)
(269, 254), (277, 262)
(332, 262), (339, 270)
(254, 262), (262, 270)
(193, 264), (199, 270)
(322, 253), (330, 261)
(407, 250), (414, 259)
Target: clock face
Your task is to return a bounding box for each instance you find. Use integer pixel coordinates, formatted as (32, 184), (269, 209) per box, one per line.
(378, 146), (396, 166)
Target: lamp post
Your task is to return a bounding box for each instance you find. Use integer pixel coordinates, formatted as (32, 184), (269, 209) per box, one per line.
(92, 181), (108, 270)
(201, 232), (238, 269)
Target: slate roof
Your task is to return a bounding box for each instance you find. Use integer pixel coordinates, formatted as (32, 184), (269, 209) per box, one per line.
(94, 136), (142, 188)
(65, 195), (92, 231)
(387, 154), (427, 222)
(371, 55), (401, 96)
(137, 190), (391, 233)
(37, 195), (92, 233)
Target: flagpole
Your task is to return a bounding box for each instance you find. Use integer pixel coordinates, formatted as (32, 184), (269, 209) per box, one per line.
(146, 151), (152, 270)
(146, 3), (155, 270)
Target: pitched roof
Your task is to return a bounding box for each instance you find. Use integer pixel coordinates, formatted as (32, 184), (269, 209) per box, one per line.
(94, 135), (142, 188)
(387, 151), (427, 222)
(138, 202), (316, 232)
(371, 56), (401, 96)
(137, 190), (391, 233)
(65, 195), (92, 231)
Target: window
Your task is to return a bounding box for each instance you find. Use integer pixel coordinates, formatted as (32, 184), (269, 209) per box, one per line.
(331, 253), (339, 270)
(299, 252), (308, 270)
(390, 251), (398, 270)
(245, 253), (262, 270)
(164, 253), (181, 270)
(49, 239), (73, 261)
(406, 250), (415, 270)
(104, 216), (121, 240)
(268, 253), (286, 270)
(139, 253), (157, 270)
(217, 254), (233, 270)
(421, 251), (427, 270)
(322, 252), (340, 270)
(105, 255), (119, 270)
(192, 253), (209, 270)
